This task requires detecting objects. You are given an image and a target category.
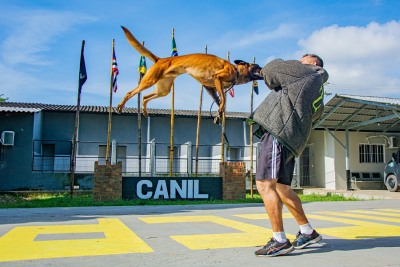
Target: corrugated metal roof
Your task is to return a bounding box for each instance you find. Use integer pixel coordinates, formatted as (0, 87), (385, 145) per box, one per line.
(0, 106), (42, 113)
(315, 94), (400, 133)
(0, 102), (250, 119)
(339, 94), (400, 106)
(3, 94), (399, 132)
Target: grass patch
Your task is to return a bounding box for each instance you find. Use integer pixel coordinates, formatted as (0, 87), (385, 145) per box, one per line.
(0, 192), (357, 209)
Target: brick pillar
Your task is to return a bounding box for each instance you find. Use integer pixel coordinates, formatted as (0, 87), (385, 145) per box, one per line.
(93, 161), (122, 201)
(219, 162), (246, 200)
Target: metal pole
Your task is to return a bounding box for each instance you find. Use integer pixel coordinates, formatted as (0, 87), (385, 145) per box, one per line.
(346, 128), (351, 190)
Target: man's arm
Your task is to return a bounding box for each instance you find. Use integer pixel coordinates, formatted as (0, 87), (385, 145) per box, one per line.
(260, 59), (284, 90)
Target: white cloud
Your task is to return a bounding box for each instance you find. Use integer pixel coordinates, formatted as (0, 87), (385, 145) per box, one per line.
(297, 21), (400, 97)
(0, 7), (97, 103)
(0, 8), (96, 66)
(213, 23), (298, 50)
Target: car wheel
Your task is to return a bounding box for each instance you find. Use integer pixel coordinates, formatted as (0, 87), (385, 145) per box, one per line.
(386, 174), (399, 192)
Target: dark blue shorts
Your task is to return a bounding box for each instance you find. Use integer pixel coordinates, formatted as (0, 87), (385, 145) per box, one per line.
(256, 132), (295, 185)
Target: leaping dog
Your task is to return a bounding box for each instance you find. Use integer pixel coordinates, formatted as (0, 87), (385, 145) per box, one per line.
(117, 26), (263, 124)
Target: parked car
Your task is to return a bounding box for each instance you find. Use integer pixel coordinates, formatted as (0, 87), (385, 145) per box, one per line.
(384, 149), (400, 192)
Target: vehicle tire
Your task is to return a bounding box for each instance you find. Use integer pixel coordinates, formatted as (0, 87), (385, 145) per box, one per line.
(386, 174), (399, 192)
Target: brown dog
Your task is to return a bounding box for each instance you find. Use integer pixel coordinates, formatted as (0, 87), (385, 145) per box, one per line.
(117, 26), (262, 123)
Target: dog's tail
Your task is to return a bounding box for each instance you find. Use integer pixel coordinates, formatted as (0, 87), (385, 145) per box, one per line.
(121, 26), (159, 63)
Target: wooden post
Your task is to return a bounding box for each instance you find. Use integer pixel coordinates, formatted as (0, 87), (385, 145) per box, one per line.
(106, 39), (115, 162)
(249, 57), (255, 197)
(195, 45), (207, 176)
(221, 52), (229, 162)
(169, 28), (176, 176)
(70, 40), (87, 198)
(138, 41), (145, 177)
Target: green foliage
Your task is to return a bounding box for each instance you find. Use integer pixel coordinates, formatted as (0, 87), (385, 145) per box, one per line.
(0, 192), (357, 209)
(0, 94), (8, 102)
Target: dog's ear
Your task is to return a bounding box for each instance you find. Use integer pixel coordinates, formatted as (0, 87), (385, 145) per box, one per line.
(234, 60), (248, 65)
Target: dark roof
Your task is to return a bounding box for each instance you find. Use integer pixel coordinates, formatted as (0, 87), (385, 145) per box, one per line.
(315, 94), (400, 133)
(0, 102), (250, 119)
(3, 94), (399, 132)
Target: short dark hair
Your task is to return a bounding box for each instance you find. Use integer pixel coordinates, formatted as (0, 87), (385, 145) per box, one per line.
(302, 53), (324, 67)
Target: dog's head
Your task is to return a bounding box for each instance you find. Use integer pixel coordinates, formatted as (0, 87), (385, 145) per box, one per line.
(234, 60), (263, 84)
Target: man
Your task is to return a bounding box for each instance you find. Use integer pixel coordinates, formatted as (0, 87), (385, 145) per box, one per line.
(250, 54), (329, 257)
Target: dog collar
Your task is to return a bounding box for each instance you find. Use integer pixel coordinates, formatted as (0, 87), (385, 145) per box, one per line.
(223, 66), (238, 94)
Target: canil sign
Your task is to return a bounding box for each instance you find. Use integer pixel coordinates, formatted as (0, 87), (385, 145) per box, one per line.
(122, 177), (222, 200)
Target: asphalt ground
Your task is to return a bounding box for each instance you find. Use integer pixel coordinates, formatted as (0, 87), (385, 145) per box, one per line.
(0, 198), (399, 267)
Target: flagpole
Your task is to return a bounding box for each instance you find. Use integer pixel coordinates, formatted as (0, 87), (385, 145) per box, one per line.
(195, 45), (207, 176)
(70, 40), (86, 198)
(106, 39), (115, 163)
(138, 41), (145, 177)
(169, 28), (176, 177)
(250, 57), (255, 198)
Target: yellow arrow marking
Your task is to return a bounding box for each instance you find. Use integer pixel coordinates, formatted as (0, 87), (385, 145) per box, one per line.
(307, 214), (400, 239)
(317, 211), (400, 223)
(348, 210), (400, 217)
(0, 218), (153, 262)
(140, 215), (295, 250)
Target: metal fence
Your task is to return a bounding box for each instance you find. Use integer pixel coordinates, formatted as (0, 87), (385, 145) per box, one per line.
(32, 140), (258, 177)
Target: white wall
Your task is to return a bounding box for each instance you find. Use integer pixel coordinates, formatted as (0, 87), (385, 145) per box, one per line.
(308, 131), (325, 188)
(310, 130), (399, 190)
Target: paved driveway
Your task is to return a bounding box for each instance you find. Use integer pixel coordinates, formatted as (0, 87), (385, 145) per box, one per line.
(0, 200), (399, 267)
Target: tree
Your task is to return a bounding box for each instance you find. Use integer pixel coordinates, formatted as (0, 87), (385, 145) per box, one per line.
(0, 94), (8, 102)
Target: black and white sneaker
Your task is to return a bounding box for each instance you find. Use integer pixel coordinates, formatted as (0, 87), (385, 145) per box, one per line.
(255, 238), (294, 257)
(292, 230), (322, 249)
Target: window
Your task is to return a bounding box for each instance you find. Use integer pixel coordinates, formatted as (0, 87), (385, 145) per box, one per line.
(98, 145), (107, 165)
(228, 147), (240, 161)
(42, 144), (55, 171)
(359, 144), (384, 163)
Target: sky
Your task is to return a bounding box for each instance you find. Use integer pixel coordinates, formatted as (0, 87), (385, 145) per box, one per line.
(1, 0), (400, 112)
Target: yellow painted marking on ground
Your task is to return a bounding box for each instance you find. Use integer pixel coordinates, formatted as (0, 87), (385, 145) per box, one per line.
(234, 213), (293, 220)
(317, 211), (400, 223)
(140, 215), (295, 250)
(306, 214), (400, 239)
(235, 211), (400, 240)
(0, 218), (153, 262)
(376, 209), (400, 213)
(346, 210), (400, 217)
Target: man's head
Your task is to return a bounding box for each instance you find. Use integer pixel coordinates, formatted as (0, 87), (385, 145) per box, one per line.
(300, 54), (324, 67)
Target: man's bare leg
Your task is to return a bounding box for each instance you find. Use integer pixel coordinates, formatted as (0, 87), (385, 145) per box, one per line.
(256, 179), (284, 232)
(254, 179), (294, 257)
(276, 183), (308, 225)
(276, 183), (322, 249)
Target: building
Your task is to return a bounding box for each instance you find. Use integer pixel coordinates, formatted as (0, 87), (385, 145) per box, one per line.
(0, 94), (399, 191)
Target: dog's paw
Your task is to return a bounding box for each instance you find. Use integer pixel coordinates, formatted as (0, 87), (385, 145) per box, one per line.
(213, 116), (221, 125)
(116, 104), (124, 114)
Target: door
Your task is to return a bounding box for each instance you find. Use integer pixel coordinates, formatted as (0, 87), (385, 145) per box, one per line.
(299, 144), (315, 186)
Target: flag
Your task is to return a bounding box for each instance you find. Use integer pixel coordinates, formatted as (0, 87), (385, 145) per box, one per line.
(78, 41), (87, 93)
(138, 55), (147, 78)
(112, 46), (119, 93)
(171, 34), (178, 57)
(252, 81), (259, 95)
(229, 87), (234, 98)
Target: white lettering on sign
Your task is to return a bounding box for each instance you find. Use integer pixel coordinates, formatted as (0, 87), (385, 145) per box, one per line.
(136, 179), (209, 200)
(137, 180), (152, 199)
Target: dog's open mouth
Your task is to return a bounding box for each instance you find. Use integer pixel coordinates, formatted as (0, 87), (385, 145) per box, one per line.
(251, 64), (263, 80)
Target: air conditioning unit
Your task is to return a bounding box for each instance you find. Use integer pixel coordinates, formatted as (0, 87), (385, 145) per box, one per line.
(389, 136), (398, 148)
(1, 131), (15, 146)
